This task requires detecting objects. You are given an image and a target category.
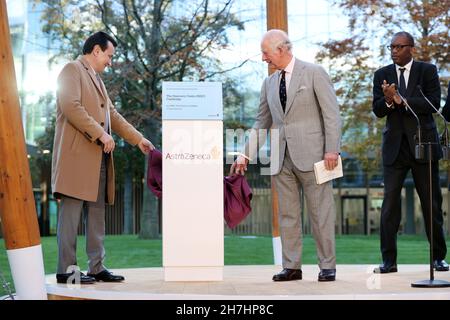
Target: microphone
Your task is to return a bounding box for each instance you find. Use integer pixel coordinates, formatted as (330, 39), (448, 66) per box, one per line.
(397, 91), (424, 160)
(417, 84), (449, 160)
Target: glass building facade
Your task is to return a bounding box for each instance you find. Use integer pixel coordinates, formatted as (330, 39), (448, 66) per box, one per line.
(6, 0), (63, 145)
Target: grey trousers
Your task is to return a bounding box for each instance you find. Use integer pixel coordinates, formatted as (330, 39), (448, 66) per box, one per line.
(56, 155), (107, 275)
(273, 149), (336, 270)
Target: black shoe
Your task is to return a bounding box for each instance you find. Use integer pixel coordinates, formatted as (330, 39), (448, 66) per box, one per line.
(318, 269), (336, 282)
(88, 270), (125, 282)
(272, 268), (302, 281)
(434, 260), (449, 272)
(56, 272), (95, 284)
(373, 262), (398, 274)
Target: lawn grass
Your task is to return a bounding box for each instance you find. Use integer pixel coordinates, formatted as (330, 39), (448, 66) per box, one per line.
(1, 234), (448, 295)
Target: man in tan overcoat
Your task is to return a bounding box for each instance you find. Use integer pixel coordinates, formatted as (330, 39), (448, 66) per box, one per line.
(52, 31), (154, 284)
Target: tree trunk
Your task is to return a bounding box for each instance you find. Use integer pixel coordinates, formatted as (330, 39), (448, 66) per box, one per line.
(365, 174), (370, 236)
(139, 119), (161, 239)
(139, 158), (160, 239)
(447, 167), (450, 235)
(139, 0), (163, 239)
(123, 152), (134, 234)
(139, 174), (160, 239)
(337, 179), (343, 235)
(0, 1), (46, 299)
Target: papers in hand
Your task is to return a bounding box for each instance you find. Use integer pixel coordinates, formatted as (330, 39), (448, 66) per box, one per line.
(313, 156), (343, 184)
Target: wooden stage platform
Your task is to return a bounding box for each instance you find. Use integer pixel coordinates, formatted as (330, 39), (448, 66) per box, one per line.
(45, 265), (450, 300)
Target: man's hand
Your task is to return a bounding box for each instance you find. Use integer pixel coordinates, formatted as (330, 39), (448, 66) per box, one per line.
(393, 93), (402, 105)
(99, 132), (115, 153)
(230, 155), (249, 175)
(382, 80), (402, 106)
(382, 80), (396, 105)
(137, 137), (155, 155)
(324, 152), (339, 170)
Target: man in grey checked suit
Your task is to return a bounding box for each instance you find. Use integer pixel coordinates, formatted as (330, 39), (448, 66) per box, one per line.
(231, 29), (341, 282)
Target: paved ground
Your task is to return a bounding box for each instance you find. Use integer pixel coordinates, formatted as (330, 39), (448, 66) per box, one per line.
(45, 265), (450, 300)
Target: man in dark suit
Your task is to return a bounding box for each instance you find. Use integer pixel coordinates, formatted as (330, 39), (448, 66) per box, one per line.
(372, 31), (448, 273)
(441, 82), (450, 121)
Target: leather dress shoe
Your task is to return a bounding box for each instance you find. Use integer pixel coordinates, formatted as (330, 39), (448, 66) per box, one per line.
(88, 270), (125, 282)
(272, 268), (302, 281)
(373, 262), (397, 274)
(318, 269), (336, 282)
(56, 272), (95, 284)
(434, 260), (449, 272)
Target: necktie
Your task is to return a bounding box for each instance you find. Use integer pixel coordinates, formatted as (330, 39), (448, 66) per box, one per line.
(398, 67), (406, 97)
(279, 70), (287, 112)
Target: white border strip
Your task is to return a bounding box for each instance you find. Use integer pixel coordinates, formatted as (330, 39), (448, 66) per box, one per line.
(272, 236), (282, 266)
(45, 285), (450, 301)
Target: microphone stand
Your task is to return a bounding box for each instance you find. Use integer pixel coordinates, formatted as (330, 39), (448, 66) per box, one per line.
(397, 92), (423, 160)
(399, 91), (450, 288)
(417, 85), (450, 160)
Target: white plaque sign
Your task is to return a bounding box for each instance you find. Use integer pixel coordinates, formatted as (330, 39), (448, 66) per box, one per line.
(162, 81), (223, 120)
(162, 81), (224, 281)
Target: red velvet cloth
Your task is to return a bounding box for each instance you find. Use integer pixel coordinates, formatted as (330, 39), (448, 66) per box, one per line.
(146, 149), (252, 228)
(223, 174), (253, 228)
(146, 149), (162, 198)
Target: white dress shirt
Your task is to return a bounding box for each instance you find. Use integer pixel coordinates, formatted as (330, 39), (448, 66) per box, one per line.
(280, 56), (296, 94)
(386, 59), (413, 108)
(395, 58), (413, 89)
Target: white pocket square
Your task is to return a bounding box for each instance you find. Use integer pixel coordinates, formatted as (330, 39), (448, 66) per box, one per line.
(297, 86), (307, 92)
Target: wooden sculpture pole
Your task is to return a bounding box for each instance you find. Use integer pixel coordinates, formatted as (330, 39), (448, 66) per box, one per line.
(0, 0), (47, 299)
(266, 0), (288, 266)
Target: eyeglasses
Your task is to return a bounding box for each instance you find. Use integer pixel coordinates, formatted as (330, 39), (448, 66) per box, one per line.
(387, 44), (413, 51)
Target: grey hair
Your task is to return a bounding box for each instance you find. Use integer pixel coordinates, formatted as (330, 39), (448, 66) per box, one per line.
(263, 29), (293, 52)
(273, 39), (292, 52)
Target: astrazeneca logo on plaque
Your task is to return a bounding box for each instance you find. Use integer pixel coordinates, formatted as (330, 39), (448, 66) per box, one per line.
(162, 82), (224, 281)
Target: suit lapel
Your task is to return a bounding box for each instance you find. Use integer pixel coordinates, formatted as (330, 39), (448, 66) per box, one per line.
(406, 61), (418, 97)
(271, 71), (284, 116)
(284, 59), (303, 115)
(77, 56), (106, 100)
(97, 76), (108, 99)
(387, 64), (398, 88)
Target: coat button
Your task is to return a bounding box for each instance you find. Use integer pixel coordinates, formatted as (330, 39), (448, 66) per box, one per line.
(101, 104), (104, 108)
(101, 122), (105, 126)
